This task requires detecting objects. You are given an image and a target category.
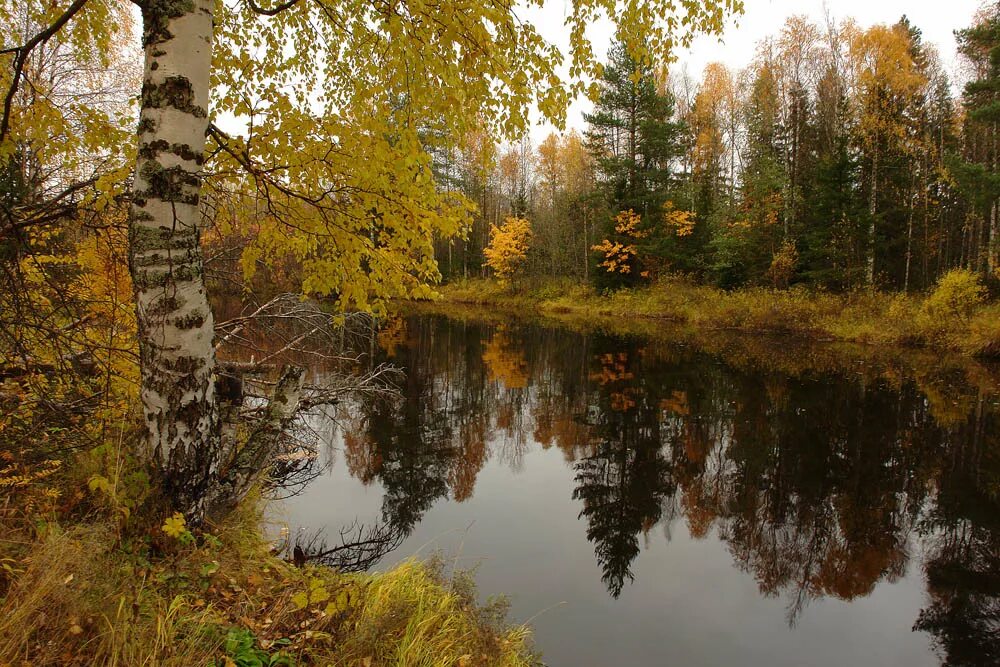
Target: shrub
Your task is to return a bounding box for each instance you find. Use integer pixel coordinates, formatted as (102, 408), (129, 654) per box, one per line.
(765, 240), (799, 289)
(484, 217), (533, 287)
(922, 269), (987, 321)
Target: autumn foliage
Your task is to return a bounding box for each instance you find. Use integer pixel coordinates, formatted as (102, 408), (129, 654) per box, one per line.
(484, 216), (533, 286)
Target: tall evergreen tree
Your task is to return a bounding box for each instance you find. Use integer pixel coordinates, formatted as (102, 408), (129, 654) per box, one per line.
(954, 5), (1000, 278)
(799, 66), (866, 288)
(584, 40), (687, 284)
(584, 40), (683, 218)
(710, 63), (789, 287)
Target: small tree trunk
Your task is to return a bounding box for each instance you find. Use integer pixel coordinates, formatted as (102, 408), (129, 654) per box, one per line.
(991, 123), (998, 277)
(989, 199), (997, 277)
(904, 181), (914, 292)
(130, 0), (219, 514)
(867, 145), (878, 286)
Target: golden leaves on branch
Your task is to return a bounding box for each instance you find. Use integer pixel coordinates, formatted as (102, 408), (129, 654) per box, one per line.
(662, 201), (696, 237)
(484, 217), (532, 286)
(592, 238), (637, 274)
(613, 209), (647, 239)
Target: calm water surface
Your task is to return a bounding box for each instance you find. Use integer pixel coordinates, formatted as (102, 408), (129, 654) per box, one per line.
(281, 313), (999, 666)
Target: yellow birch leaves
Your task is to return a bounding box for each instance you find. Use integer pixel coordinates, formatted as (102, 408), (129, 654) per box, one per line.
(485, 217), (533, 285)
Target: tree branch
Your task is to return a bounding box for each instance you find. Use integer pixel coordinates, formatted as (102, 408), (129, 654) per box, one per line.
(244, 0), (305, 16)
(1, 0), (91, 143)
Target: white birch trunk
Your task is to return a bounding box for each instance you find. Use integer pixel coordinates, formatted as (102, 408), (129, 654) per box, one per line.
(130, 0), (219, 513)
(867, 146), (877, 286)
(990, 200), (997, 277)
(205, 366), (305, 522)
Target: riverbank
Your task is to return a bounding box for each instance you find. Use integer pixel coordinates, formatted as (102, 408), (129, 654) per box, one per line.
(435, 276), (1000, 358)
(0, 458), (534, 666)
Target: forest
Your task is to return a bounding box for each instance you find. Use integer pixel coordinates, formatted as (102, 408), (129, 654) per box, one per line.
(438, 13), (1000, 294)
(0, 0), (998, 664)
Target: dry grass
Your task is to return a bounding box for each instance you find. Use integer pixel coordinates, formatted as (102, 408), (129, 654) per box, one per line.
(324, 560), (532, 667)
(0, 470), (536, 667)
(435, 277), (1000, 357)
(0, 524), (224, 667)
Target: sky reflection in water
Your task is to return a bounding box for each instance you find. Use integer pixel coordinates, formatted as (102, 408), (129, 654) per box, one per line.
(282, 313), (1000, 667)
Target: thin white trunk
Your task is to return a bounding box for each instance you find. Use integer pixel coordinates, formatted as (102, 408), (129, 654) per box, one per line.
(867, 146), (877, 286)
(130, 0), (218, 512)
(990, 200), (997, 276)
(904, 181), (914, 292)
(206, 366), (304, 522)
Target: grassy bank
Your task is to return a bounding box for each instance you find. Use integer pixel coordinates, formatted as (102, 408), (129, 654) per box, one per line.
(0, 449), (534, 666)
(436, 276), (1000, 358)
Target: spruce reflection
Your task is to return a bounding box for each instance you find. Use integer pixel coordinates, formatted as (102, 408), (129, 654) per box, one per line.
(913, 396), (1000, 666)
(573, 348), (675, 597)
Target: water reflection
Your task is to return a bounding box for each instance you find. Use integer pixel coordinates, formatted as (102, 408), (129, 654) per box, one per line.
(305, 313), (1000, 664)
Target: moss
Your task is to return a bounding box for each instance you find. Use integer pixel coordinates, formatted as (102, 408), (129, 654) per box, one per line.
(134, 262), (203, 290)
(130, 225), (199, 254)
(131, 247), (200, 268)
(136, 160), (201, 205)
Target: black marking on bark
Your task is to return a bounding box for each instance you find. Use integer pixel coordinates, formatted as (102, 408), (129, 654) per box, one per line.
(141, 76), (207, 118)
(133, 248), (199, 267)
(137, 116), (157, 135)
(173, 310), (206, 330)
(141, 0), (196, 47)
(145, 295), (182, 318)
(137, 160), (200, 205)
(138, 139), (205, 164)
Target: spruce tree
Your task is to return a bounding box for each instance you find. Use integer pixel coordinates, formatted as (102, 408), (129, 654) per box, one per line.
(584, 40), (684, 284)
(954, 7), (1000, 277)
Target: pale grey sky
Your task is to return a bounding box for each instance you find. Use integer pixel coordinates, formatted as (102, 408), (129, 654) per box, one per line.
(528, 0), (986, 140)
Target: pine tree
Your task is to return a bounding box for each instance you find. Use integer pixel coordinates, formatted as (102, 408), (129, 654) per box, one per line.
(799, 66), (866, 288)
(710, 63), (789, 287)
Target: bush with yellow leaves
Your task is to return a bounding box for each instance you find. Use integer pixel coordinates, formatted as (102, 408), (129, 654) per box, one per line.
(484, 217), (533, 287)
(922, 268), (987, 321)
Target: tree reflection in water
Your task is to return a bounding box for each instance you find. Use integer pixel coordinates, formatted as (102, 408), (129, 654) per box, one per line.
(327, 313), (999, 663)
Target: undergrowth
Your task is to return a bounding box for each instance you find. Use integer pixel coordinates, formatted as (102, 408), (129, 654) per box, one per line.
(0, 433), (536, 667)
(436, 271), (1000, 357)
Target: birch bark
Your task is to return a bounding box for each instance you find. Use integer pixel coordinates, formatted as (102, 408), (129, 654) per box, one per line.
(130, 0), (219, 513)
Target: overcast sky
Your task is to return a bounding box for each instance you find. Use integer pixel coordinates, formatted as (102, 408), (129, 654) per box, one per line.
(528, 0), (986, 141)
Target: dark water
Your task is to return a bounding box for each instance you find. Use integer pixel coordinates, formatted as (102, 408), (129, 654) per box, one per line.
(281, 313), (1000, 666)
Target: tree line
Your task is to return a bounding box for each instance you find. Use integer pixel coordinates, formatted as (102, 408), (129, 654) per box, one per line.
(439, 9), (1000, 292)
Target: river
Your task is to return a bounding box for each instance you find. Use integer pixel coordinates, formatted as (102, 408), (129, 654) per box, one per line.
(278, 310), (999, 666)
